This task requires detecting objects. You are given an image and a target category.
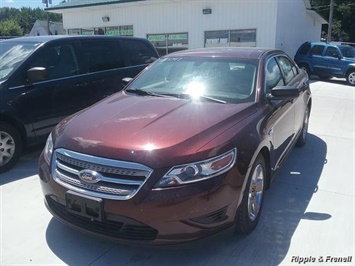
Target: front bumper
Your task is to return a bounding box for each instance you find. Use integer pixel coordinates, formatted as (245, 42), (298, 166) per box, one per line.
(39, 152), (244, 244)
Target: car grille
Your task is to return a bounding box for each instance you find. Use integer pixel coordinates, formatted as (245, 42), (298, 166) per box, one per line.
(47, 196), (158, 241)
(52, 148), (153, 200)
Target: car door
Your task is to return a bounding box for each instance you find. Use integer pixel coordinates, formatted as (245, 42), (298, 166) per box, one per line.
(309, 44), (326, 75)
(264, 56), (295, 171)
(21, 41), (90, 142)
(323, 46), (345, 76)
(276, 56), (308, 138)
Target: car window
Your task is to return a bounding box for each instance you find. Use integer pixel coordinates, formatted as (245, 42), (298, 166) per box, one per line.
(298, 42), (311, 55)
(80, 40), (125, 73)
(122, 39), (158, 66)
(277, 56), (296, 84)
(325, 47), (340, 58)
(310, 45), (325, 56)
(339, 46), (355, 58)
(0, 41), (40, 82)
(265, 58), (285, 93)
(28, 44), (79, 80)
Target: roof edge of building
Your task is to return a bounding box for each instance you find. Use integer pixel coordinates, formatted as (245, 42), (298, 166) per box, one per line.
(45, 0), (145, 11)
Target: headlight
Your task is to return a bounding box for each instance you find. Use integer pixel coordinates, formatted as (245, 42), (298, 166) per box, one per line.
(44, 133), (53, 165)
(155, 148), (237, 188)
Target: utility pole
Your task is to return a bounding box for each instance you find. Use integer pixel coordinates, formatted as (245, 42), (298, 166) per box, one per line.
(327, 0), (334, 42)
(42, 0), (51, 35)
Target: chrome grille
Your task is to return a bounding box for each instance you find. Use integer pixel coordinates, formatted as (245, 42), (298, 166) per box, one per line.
(52, 148), (153, 200)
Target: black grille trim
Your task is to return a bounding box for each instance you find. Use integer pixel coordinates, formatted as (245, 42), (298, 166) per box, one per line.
(190, 206), (228, 225)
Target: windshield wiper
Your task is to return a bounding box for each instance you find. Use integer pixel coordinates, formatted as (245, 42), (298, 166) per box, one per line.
(178, 93), (227, 104)
(125, 88), (165, 97)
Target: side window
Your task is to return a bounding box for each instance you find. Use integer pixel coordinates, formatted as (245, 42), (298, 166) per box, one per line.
(298, 43), (311, 55)
(80, 40), (125, 73)
(310, 45), (325, 56)
(325, 47), (340, 58)
(29, 44), (79, 80)
(277, 56), (296, 84)
(265, 58), (285, 93)
(122, 39), (158, 66)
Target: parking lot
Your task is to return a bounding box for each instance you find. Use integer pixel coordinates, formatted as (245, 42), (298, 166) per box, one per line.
(1, 78), (354, 265)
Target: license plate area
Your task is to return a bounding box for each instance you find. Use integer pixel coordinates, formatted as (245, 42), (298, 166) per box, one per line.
(65, 191), (103, 222)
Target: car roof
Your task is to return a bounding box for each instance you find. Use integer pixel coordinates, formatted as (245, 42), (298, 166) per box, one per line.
(307, 41), (354, 49)
(163, 47), (282, 60)
(2, 35), (147, 44)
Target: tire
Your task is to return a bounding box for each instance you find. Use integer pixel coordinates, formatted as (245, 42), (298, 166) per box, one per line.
(235, 154), (266, 234)
(346, 69), (355, 86)
(296, 106), (310, 147)
(299, 64), (311, 78)
(0, 124), (23, 174)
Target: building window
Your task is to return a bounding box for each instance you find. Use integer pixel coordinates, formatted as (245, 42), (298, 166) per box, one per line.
(81, 29), (94, 35)
(147, 32), (188, 56)
(68, 29), (81, 35)
(119, 25), (133, 36)
(68, 25), (133, 36)
(205, 29), (256, 48)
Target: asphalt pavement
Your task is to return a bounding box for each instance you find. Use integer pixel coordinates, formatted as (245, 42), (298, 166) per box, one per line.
(0, 78), (354, 266)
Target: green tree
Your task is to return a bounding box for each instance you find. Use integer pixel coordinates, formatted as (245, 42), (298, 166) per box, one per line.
(0, 19), (23, 36)
(311, 0), (355, 42)
(0, 7), (62, 36)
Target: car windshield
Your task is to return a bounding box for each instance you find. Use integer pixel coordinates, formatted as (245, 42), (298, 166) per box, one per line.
(0, 40), (41, 81)
(340, 46), (355, 58)
(126, 56), (258, 104)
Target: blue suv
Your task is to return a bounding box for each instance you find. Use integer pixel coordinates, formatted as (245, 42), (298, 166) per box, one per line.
(294, 41), (355, 86)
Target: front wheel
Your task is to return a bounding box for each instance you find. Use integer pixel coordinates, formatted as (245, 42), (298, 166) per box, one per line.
(346, 70), (355, 86)
(296, 106), (310, 147)
(235, 154), (266, 234)
(0, 124), (23, 174)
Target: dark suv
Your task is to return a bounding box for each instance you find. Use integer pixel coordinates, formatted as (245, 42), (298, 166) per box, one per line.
(0, 35), (158, 173)
(294, 41), (355, 85)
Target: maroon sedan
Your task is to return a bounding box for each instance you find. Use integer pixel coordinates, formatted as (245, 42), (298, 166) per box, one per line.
(39, 47), (311, 244)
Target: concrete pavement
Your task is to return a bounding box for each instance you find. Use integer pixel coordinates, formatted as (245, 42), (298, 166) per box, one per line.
(1, 78), (354, 265)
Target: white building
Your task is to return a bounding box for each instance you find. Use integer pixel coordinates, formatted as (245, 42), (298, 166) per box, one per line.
(46, 0), (327, 57)
(28, 20), (65, 36)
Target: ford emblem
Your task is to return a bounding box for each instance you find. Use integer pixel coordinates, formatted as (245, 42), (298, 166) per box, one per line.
(78, 169), (101, 183)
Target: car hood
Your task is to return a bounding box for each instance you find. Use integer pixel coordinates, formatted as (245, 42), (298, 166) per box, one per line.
(54, 93), (256, 168)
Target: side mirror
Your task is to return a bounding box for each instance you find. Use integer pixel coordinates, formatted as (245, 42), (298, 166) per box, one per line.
(121, 77), (133, 88)
(267, 86), (299, 100)
(27, 67), (46, 83)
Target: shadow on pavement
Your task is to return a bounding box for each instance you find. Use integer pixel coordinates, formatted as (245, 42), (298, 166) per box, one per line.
(0, 145), (43, 185)
(309, 76), (349, 86)
(44, 134), (327, 265)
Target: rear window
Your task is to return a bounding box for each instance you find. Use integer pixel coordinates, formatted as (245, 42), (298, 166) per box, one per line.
(80, 40), (125, 73)
(298, 43), (311, 55)
(122, 39), (158, 66)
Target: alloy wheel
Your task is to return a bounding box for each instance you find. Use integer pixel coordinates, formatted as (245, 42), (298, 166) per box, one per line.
(0, 130), (16, 167)
(347, 71), (355, 85)
(247, 163), (264, 221)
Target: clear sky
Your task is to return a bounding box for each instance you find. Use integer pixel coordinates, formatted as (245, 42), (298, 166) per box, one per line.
(0, 0), (62, 9)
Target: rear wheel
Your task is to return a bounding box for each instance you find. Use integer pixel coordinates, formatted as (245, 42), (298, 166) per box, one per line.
(299, 64), (311, 77)
(0, 124), (23, 174)
(235, 154), (266, 234)
(346, 70), (355, 86)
